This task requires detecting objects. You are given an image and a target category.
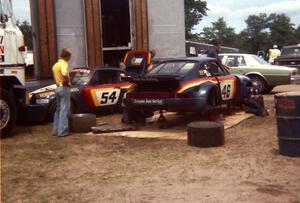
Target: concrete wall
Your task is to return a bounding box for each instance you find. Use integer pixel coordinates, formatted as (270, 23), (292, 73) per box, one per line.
(54, 0), (87, 69)
(147, 0), (186, 59)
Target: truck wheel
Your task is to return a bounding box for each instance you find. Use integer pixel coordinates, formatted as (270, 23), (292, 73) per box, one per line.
(0, 89), (17, 137)
(187, 121), (224, 147)
(249, 76), (267, 94)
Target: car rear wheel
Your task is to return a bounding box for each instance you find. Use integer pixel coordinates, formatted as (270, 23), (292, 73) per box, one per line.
(249, 76), (267, 94)
(48, 100), (75, 122)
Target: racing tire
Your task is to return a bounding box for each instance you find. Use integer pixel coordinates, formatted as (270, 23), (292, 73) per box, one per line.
(0, 89), (17, 138)
(187, 121), (224, 147)
(69, 113), (96, 133)
(249, 76), (267, 94)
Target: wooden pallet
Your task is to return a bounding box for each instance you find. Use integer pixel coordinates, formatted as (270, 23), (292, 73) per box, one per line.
(91, 124), (137, 134)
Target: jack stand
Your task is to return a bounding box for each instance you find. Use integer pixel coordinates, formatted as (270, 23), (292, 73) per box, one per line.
(158, 110), (166, 123)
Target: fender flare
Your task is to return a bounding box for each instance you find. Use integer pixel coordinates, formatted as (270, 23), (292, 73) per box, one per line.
(245, 72), (269, 85)
(196, 82), (222, 105)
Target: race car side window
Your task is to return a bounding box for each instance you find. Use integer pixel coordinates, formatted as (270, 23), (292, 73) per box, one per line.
(90, 70), (121, 85)
(201, 61), (225, 77)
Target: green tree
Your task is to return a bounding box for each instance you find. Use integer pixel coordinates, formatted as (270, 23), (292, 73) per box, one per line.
(241, 13), (269, 53)
(267, 13), (297, 46)
(17, 20), (33, 50)
(185, 0), (208, 41)
(295, 25), (300, 40)
(200, 17), (237, 47)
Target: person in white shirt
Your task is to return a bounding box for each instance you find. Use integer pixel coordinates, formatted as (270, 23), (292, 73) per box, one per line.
(268, 45), (281, 64)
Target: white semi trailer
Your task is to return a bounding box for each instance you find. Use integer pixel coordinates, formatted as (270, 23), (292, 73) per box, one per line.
(0, 0), (28, 137)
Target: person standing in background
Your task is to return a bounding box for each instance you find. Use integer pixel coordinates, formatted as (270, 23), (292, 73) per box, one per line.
(268, 45), (281, 64)
(207, 39), (222, 64)
(52, 48), (72, 137)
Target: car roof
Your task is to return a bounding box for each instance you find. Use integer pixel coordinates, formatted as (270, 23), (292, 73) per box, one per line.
(282, 44), (300, 48)
(158, 56), (218, 63)
(219, 53), (254, 56)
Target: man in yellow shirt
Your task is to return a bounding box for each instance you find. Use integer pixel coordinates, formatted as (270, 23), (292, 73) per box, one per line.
(52, 48), (72, 137)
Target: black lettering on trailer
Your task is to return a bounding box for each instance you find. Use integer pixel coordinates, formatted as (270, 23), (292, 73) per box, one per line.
(0, 55), (4, 62)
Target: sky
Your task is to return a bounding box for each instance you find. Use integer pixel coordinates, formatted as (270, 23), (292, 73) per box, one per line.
(195, 0), (300, 33)
(10, 0), (300, 33)
(11, 0), (31, 23)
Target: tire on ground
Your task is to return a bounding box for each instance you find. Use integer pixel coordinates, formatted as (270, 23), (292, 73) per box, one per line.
(69, 113), (96, 133)
(0, 89), (17, 138)
(187, 121), (224, 147)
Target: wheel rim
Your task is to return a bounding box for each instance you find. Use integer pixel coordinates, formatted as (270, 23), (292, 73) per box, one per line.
(0, 99), (10, 130)
(251, 79), (263, 93)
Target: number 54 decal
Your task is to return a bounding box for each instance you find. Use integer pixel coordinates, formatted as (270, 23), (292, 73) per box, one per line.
(94, 89), (121, 106)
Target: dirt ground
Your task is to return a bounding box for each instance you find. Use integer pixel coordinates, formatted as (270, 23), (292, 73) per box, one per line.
(1, 85), (300, 203)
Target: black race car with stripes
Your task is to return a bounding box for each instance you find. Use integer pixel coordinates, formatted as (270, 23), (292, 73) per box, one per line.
(122, 57), (252, 123)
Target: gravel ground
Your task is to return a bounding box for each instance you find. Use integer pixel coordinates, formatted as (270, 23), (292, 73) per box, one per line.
(1, 84), (300, 203)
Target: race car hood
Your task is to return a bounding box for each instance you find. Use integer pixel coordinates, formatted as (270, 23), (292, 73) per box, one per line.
(29, 84), (57, 99)
(29, 84), (81, 100)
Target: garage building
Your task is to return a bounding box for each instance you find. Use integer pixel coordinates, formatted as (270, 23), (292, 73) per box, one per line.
(29, 0), (186, 78)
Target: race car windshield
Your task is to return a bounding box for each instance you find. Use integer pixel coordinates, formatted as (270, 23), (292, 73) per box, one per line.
(70, 69), (90, 85)
(149, 62), (196, 75)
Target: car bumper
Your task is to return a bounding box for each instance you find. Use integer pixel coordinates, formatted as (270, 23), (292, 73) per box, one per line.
(123, 97), (207, 111)
(291, 75), (300, 84)
(19, 104), (48, 122)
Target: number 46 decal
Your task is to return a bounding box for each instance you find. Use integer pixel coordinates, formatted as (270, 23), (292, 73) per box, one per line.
(220, 83), (233, 100)
(95, 89), (121, 106)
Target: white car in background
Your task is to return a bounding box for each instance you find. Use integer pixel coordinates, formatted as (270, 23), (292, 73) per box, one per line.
(220, 53), (300, 93)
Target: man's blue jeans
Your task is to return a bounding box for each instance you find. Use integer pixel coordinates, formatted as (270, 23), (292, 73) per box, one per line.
(52, 86), (70, 136)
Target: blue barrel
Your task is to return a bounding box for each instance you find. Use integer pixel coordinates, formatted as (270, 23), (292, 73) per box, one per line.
(274, 92), (300, 157)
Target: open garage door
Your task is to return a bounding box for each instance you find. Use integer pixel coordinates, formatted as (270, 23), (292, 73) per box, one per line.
(100, 0), (133, 67)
